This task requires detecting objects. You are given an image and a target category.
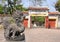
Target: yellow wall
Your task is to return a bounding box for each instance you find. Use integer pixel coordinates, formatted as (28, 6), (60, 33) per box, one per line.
(30, 12), (48, 16)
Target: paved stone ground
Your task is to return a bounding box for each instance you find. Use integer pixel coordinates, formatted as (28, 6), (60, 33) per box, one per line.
(25, 28), (60, 42)
(0, 28), (60, 42)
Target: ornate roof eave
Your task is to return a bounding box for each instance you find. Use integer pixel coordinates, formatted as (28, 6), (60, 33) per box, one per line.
(28, 6), (49, 10)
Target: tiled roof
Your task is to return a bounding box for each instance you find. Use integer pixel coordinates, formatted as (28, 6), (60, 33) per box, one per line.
(49, 12), (60, 14)
(22, 11), (60, 15)
(28, 6), (49, 10)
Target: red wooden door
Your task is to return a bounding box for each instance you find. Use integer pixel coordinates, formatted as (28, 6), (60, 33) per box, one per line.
(23, 19), (28, 28)
(49, 19), (56, 28)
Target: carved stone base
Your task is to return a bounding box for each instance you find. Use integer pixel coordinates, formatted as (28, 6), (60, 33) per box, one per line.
(4, 30), (25, 41)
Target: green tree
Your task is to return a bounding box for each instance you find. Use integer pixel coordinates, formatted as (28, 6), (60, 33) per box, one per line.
(0, 4), (4, 14)
(2, 0), (28, 14)
(16, 5), (28, 11)
(2, 0), (20, 14)
(32, 16), (45, 22)
(55, 0), (60, 11)
(7, 0), (18, 14)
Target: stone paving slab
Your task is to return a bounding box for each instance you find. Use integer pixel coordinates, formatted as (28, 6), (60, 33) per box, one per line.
(0, 28), (60, 42)
(25, 28), (60, 42)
